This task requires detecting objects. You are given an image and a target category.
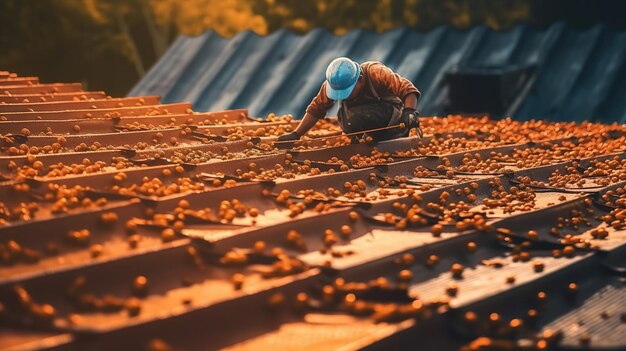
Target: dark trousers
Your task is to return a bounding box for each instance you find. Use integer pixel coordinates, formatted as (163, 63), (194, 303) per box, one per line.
(338, 101), (411, 141)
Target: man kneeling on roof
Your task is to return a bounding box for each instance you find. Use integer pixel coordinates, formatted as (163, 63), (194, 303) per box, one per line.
(278, 57), (422, 142)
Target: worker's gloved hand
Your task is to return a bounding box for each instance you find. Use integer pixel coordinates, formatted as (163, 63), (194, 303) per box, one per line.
(401, 107), (423, 138)
(277, 131), (300, 141)
(401, 107), (418, 125)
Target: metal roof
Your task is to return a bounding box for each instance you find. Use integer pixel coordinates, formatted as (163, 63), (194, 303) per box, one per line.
(130, 23), (626, 123)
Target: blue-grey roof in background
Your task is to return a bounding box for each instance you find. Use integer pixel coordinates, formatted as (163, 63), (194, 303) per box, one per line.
(130, 24), (626, 123)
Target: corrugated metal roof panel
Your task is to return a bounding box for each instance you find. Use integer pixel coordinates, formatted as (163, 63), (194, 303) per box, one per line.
(130, 23), (626, 123)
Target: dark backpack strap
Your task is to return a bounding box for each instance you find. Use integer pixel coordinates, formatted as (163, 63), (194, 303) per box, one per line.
(362, 63), (381, 101)
(363, 62), (403, 107)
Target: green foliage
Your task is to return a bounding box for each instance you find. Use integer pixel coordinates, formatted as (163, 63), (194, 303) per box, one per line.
(252, 0), (530, 34)
(0, 0), (147, 96)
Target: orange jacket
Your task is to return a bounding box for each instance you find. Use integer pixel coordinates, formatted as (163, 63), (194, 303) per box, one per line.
(305, 61), (420, 119)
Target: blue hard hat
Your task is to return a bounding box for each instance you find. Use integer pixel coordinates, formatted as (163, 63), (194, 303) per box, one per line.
(325, 57), (360, 101)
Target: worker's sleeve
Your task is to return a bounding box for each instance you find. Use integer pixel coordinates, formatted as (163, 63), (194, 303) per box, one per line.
(305, 83), (335, 119)
(369, 63), (420, 101)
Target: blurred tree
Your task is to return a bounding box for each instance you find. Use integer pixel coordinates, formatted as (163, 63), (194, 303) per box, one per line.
(251, 0), (530, 34)
(0, 0), (137, 96)
(81, 0), (268, 78)
(0, 0), (267, 95)
(153, 0), (267, 36)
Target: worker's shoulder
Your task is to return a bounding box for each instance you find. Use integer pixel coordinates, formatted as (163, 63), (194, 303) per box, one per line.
(360, 61), (387, 69)
(361, 61), (392, 76)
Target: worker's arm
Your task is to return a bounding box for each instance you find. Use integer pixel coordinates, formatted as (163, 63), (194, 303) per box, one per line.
(278, 113), (318, 141)
(403, 93), (419, 110)
(278, 84), (333, 141)
(294, 113), (319, 136)
(277, 112), (321, 141)
(402, 92), (422, 137)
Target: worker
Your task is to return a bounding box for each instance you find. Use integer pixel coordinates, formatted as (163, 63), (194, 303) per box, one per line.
(278, 57), (421, 142)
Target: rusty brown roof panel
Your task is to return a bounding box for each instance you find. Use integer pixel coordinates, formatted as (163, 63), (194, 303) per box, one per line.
(0, 329), (74, 351)
(1, 128), (197, 151)
(0, 109), (252, 136)
(0, 83), (83, 95)
(0, 77), (39, 86)
(0, 96), (161, 113)
(0, 200), (146, 285)
(0, 91), (107, 103)
(0, 118), (137, 135)
(0, 102), (192, 121)
(0, 149), (125, 180)
(0, 73), (18, 80)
